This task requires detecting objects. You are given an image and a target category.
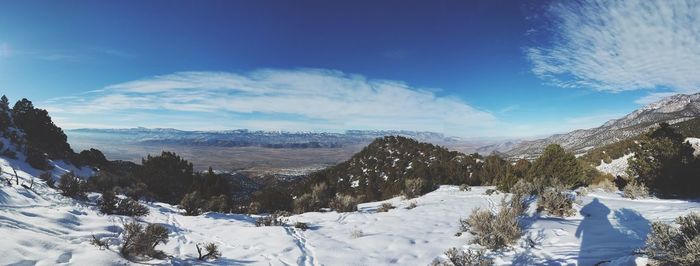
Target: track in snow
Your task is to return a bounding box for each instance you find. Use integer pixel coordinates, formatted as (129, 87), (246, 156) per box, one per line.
(283, 225), (318, 266)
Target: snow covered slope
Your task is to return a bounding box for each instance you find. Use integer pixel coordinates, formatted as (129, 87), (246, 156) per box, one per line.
(596, 153), (634, 178)
(2, 151), (700, 265)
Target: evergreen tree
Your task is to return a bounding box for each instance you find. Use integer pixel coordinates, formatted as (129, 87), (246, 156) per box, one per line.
(0, 95), (10, 131)
(628, 123), (700, 197)
(527, 144), (586, 187)
(12, 98), (73, 158)
(134, 151), (194, 204)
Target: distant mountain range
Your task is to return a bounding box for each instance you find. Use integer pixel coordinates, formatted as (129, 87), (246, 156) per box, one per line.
(66, 127), (465, 149)
(504, 93), (700, 158)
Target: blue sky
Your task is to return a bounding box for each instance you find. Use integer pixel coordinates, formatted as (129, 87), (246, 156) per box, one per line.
(1, 0), (698, 138)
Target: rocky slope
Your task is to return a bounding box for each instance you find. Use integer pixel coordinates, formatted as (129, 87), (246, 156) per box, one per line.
(506, 93), (700, 158)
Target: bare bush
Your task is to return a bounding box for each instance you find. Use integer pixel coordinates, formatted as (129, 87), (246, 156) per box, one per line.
(311, 182), (330, 209)
(330, 194), (360, 212)
(351, 229), (364, 239)
(623, 180), (649, 199)
(537, 186), (575, 217)
(248, 201), (261, 214)
(461, 200), (522, 250)
(644, 212), (700, 265)
(377, 203), (395, 212)
(431, 247), (493, 266)
(590, 178), (617, 192)
(404, 178), (425, 198)
(90, 234), (110, 250)
(120, 221), (169, 260)
(406, 201), (418, 209)
(293, 193), (313, 214)
(196, 242), (222, 261)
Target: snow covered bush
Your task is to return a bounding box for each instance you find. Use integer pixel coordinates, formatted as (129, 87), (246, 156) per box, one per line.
(484, 188), (497, 195)
(404, 178), (425, 198)
(643, 212), (700, 265)
(180, 191), (203, 216)
(510, 179), (536, 198)
(622, 180), (649, 199)
(120, 221), (169, 260)
(57, 172), (86, 199)
(196, 242), (222, 261)
(537, 186), (574, 217)
(461, 200), (522, 250)
(430, 247), (493, 266)
(377, 202), (395, 212)
(330, 194), (360, 212)
(459, 184), (471, 192)
(351, 229), (364, 239)
(255, 214), (283, 227)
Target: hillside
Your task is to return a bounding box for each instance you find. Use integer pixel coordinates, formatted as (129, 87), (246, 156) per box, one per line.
(506, 93), (700, 158)
(580, 117), (700, 166)
(298, 136), (483, 201)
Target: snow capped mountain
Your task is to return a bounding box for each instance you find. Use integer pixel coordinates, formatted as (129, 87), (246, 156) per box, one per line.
(505, 93), (700, 158)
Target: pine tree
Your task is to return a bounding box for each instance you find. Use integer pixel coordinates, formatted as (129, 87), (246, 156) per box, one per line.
(0, 95), (11, 131)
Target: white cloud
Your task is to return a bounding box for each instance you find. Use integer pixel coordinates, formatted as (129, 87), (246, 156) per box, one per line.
(527, 0), (700, 94)
(633, 92), (679, 105)
(46, 69), (499, 136)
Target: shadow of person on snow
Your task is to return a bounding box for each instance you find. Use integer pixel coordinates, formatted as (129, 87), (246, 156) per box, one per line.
(575, 198), (650, 266)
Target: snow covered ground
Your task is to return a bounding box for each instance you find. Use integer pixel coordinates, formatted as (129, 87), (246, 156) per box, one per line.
(596, 153), (634, 178)
(2, 154), (700, 265)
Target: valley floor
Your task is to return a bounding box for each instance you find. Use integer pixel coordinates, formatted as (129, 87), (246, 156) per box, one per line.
(2, 158), (699, 266)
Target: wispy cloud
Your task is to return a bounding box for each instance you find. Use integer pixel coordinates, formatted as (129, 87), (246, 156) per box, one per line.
(0, 43), (84, 62)
(527, 0), (700, 95)
(45, 69), (499, 136)
(498, 104), (520, 114)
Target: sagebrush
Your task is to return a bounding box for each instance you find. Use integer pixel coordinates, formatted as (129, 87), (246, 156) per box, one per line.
(643, 212), (700, 265)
